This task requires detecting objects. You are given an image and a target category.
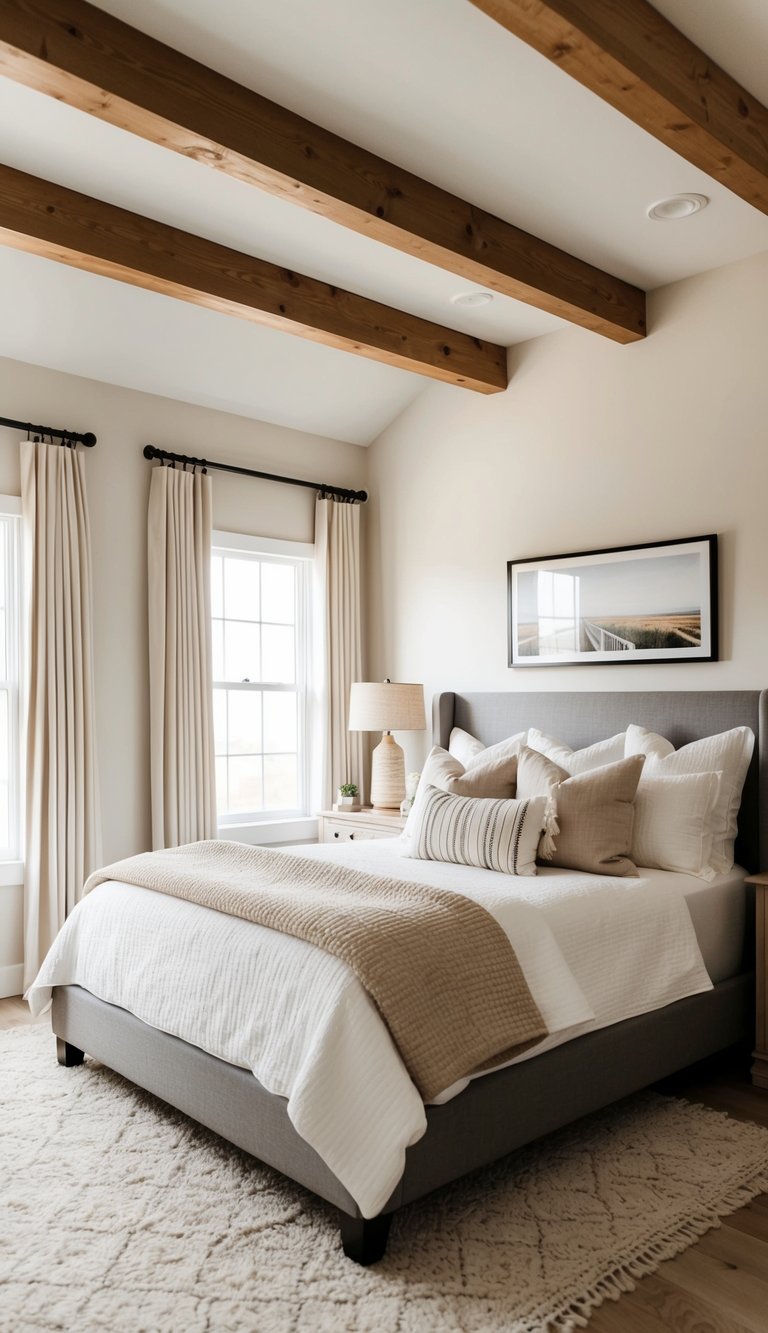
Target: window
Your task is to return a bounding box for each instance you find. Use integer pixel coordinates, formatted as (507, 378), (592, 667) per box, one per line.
(0, 497), (22, 862)
(211, 532), (312, 826)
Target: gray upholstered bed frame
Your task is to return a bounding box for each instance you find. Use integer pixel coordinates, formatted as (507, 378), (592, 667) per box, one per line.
(52, 690), (765, 1264)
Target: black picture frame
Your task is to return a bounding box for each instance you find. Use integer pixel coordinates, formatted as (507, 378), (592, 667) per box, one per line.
(508, 534), (718, 667)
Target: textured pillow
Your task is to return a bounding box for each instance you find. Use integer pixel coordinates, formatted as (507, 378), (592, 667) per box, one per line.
(527, 728), (627, 775)
(516, 746), (644, 876)
(402, 745), (520, 850)
(631, 771), (721, 878)
(625, 724), (754, 872)
(406, 785), (548, 876)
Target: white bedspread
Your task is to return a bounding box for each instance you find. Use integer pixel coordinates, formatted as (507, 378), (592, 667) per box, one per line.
(28, 838), (713, 1218)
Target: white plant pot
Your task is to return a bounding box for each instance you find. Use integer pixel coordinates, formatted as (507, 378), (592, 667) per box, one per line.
(336, 793), (361, 810)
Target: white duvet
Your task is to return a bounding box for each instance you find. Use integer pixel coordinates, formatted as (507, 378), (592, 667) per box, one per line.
(28, 838), (713, 1218)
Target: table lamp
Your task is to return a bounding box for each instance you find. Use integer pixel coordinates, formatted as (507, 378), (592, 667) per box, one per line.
(348, 679), (426, 810)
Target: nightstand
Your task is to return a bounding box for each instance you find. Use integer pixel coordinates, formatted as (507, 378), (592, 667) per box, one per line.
(318, 808), (406, 843)
(745, 872), (768, 1089)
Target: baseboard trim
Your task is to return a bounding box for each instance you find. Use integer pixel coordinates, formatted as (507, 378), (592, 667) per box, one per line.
(0, 963), (23, 999)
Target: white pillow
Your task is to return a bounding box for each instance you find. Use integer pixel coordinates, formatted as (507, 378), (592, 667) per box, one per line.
(448, 727), (527, 769)
(631, 771), (722, 879)
(624, 724), (674, 762)
(466, 731), (527, 768)
(405, 784), (548, 876)
(625, 724), (754, 873)
(527, 728), (627, 775)
(448, 727), (486, 767)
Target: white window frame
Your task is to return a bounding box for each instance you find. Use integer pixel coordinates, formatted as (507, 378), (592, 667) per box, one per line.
(211, 530), (314, 838)
(0, 495), (23, 881)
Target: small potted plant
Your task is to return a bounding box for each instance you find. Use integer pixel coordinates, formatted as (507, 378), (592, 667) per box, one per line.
(336, 782), (360, 811)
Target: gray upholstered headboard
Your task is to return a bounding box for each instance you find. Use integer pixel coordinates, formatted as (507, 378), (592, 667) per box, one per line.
(433, 690), (768, 874)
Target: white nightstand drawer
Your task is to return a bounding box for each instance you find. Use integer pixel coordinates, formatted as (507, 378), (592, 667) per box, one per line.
(324, 821), (392, 842)
(317, 808), (406, 843)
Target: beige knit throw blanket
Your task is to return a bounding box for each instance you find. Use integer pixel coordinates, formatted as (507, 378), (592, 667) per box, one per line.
(84, 840), (547, 1102)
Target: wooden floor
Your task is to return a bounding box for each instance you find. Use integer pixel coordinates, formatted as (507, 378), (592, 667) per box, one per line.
(3, 997), (767, 1330)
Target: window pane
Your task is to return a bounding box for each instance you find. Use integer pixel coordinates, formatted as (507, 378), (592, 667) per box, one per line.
(213, 688), (227, 755)
(261, 562), (295, 625)
(224, 556), (259, 622)
(0, 778), (8, 852)
(215, 756), (228, 816)
(228, 755), (263, 813)
(0, 690), (7, 780)
(224, 621), (261, 682)
(263, 691), (297, 753)
(264, 754), (297, 810)
(210, 555), (224, 618)
(262, 625), (294, 683)
(212, 620), (224, 681)
(228, 690), (262, 755)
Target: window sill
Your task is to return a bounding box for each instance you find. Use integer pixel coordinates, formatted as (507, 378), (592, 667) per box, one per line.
(0, 861), (23, 887)
(218, 817), (318, 847)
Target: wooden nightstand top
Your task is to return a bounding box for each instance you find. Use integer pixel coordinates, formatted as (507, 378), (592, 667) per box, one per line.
(745, 872), (768, 886)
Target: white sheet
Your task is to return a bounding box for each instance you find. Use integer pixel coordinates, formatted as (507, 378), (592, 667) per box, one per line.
(28, 838), (715, 1218)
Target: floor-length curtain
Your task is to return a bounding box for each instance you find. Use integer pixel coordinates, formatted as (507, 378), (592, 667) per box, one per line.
(314, 496), (364, 808)
(21, 440), (102, 991)
(148, 465), (216, 849)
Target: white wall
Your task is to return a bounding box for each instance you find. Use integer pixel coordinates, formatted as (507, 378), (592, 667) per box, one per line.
(367, 250), (768, 772)
(0, 356), (368, 992)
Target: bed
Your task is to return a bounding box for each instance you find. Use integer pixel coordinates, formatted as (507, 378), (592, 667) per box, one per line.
(41, 689), (763, 1264)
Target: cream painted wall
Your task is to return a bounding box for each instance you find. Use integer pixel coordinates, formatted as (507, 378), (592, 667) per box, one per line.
(0, 356), (368, 991)
(367, 251), (768, 773)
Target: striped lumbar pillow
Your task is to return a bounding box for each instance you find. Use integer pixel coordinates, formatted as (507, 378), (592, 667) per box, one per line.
(407, 784), (548, 876)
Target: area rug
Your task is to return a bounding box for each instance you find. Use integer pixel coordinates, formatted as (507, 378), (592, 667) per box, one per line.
(3, 1026), (768, 1333)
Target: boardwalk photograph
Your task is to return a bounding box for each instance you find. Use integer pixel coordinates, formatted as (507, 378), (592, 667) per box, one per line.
(508, 536), (717, 666)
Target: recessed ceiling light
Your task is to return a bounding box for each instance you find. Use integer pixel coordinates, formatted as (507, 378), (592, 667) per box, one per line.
(647, 193), (709, 221)
(450, 290), (495, 308)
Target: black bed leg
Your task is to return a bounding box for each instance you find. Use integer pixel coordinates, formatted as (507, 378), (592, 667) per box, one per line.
(56, 1037), (85, 1067)
(339, 1212), (392, 1265)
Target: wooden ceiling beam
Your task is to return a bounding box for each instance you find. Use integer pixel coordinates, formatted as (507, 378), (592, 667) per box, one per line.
(0, 164), (508, 393)
(0, 0), (645, 343)
(470, 0), (768, 216)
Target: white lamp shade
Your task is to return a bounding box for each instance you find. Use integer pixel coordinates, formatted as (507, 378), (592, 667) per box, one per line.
(348, 681), (426, 732)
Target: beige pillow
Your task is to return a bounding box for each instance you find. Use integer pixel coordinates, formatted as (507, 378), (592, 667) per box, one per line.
(402, 745), (520, 850)
(516, 746), (645, 876)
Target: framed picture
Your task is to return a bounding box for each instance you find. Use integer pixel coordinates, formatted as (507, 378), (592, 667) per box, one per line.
(508, 535), (718, 667)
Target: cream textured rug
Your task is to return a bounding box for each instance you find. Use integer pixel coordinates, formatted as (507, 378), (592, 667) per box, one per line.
(3, 1025), (768, 1333)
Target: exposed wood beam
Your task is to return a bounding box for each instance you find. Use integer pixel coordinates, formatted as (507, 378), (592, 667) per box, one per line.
(0, 0), (645, 343)
(470, 0), (768, 216)
(0, 164), (508, 393)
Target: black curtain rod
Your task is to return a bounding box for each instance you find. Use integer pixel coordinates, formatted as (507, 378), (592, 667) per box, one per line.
(0, 415), (97, 446)
(142, 445), (367, 503)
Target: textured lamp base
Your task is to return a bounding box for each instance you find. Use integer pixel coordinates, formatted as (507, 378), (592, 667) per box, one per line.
(370, 733), (405, 810)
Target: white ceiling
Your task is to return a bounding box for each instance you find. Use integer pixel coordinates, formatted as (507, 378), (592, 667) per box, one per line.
(1, 0), (767, 444)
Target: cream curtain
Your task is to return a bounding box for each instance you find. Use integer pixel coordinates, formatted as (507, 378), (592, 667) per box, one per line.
(148, 465), (216, 849)
(314, 496), (364, 807)
(21, 440), (102, 991)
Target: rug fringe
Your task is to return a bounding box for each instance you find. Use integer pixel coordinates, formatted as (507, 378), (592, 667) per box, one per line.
(535, 1165), (768, 1333)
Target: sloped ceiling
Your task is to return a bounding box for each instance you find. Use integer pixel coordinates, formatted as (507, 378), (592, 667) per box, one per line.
(0, 0), (767, 444)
